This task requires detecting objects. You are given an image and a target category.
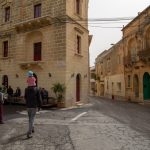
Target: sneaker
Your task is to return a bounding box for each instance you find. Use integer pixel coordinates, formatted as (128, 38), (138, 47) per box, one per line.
(27, 133), (32, 138)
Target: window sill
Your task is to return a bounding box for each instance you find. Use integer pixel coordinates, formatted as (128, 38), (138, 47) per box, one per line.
(126, 87), (131, 89)
(0, 56), (13, 60)
(1, 20), (12, 25)
(74, 13), (83, 19)
(74, 53), (83, 57)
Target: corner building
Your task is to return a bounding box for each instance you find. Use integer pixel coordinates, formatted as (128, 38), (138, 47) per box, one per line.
(0, 0), (90, 107)
(123, 6), (150, 103)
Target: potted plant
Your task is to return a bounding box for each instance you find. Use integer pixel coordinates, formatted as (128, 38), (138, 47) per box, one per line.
(51, 83), (65, 108)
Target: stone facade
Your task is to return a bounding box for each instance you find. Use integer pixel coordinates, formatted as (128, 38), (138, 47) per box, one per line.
(95, 5), (150, 103)
(0, 0), (90, 107)
(95, 41), (125, 101)
(90, 66), (96, 96)
(123, 6), (150, 102)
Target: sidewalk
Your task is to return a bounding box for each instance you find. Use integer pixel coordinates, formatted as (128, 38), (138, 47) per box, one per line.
(0, 108), (74, 150)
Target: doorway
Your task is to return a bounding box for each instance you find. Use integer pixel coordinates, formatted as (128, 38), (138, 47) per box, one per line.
(76, 74), (81, 102)
(2, 75), (8, 88)
(143, 72), (150, 100)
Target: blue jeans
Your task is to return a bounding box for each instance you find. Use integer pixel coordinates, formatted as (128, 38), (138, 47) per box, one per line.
(27, 108), (36, 134)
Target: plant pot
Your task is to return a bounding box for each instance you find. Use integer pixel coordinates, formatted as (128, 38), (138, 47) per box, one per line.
(57, 101), (65, 108)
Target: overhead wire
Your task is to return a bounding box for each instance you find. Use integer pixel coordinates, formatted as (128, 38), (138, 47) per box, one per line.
(54, 16), (147, 29)
(58, 16), (135, 28)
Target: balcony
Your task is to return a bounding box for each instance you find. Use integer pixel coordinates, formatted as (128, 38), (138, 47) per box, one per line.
(138, 49), (150, 62)
(15, 15), (52, 33)
(143, 16), (150, 26)
(124, 55), (139, 67)
(18, 61), (45, 70)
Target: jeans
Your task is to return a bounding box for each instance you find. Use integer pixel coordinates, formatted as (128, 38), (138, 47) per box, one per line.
(27, 108), (36, 134)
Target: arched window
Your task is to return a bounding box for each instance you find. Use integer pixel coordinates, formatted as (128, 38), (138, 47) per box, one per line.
(145, 28), (150, 49)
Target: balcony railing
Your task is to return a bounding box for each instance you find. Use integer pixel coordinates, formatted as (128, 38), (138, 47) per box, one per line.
(138, 49), (150, 59)
(124, 55), (138, 66)
(18, 61), (45, 69)
(15, 15), (52, 32)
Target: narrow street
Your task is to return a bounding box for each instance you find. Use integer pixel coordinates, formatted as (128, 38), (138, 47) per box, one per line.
(0, 97), (150, 150)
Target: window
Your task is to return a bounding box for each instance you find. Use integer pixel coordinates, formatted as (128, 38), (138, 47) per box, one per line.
(3, 41), (8, 57)
(76, 0), (81, 15)
(5, 7), (10, 22)
(107, 80), (109, 90)
(101, 64), (103, 75)
(34, 4), (41, 18)
(117, 82), (121, 91)
(118, 55), (121, 64)
(112, 82), (114, 91)
(77, 35), (81, 54)
(34, 42), (41, 61)
(91, 73), (95, 79)
(128, 75), (131, 87)
(107, 58), (110, 72)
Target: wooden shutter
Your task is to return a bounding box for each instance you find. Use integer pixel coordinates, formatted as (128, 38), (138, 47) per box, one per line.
(76, 0), (80, 14)
(34, 42), (41, 61)
(77, 35), (81, 54)
(34, 4), (41, 18)
(3, 41), (8, 57)
(5, 7), (10, 22)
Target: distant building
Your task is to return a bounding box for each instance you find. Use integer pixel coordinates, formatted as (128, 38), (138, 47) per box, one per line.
(95, 5), (150, 103)
(90, 66), (96, 96)
(95, 41), (125, 100)
(0, 0), (90, 107)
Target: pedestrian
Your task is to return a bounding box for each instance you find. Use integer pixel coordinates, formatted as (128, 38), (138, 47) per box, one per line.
(7, 86), (13, 103)
(41, 88), (49, 105)
(0, 87), (4, 124)
(27, 71), (36, 87)
(25, 71), (42, 138)
(14, 87), (21, 97)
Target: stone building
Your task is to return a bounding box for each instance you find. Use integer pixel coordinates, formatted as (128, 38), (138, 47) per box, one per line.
(95, 50), (109, 97)
(123, 5), (150, 102)
(89, 66), (96, 96)
(95, 5), (150, 103)
(95, 41), (125, 100)
(0, 0), (90, 107)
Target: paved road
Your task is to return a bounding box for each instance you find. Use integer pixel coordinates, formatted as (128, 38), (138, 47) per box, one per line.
(0, 97), (150, 150)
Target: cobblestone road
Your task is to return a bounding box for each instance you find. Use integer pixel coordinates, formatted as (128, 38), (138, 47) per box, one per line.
(0, 97), (150, 150)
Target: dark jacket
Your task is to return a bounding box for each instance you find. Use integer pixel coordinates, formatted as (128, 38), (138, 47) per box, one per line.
(25, 86), (42, 108)
(7, 87), (13, 96)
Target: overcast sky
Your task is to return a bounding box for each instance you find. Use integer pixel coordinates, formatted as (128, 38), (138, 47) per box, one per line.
(88, 0), (150, 66)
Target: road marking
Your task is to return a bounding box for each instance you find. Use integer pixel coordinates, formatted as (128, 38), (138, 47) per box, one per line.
(16, 110), (50, 115)
(71, 112), (87, 121)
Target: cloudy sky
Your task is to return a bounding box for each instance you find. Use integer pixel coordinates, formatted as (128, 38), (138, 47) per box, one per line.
(88, 0), (150, 66)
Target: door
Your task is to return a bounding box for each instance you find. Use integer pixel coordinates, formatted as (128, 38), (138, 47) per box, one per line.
(76, 74), (80, 102)
(2, 75), (8, 88)
(34, 42), (41, 61)
(143, 72), (150, 100)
